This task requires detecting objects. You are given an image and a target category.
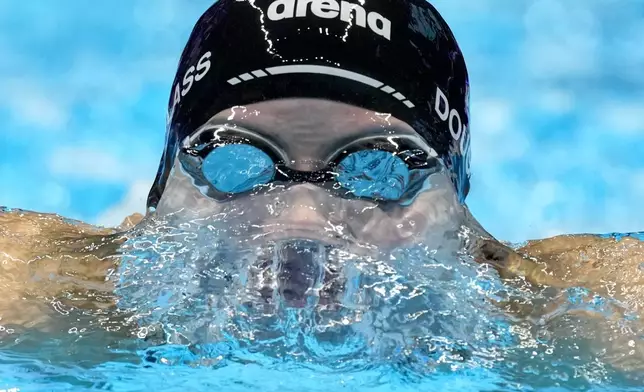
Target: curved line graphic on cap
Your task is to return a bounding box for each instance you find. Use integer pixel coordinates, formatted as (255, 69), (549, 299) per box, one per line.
(226, 64), (416, 109)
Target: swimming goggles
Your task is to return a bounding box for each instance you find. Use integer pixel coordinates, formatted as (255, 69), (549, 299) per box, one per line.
(178, 124), (443, 203)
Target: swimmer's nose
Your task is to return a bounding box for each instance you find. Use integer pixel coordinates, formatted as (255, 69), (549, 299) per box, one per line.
(275, 239), (325, 307)
(274, 184), (331, 226)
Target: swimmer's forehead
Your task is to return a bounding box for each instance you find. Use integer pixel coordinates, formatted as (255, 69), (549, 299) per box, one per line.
(206, 99), (419, 143)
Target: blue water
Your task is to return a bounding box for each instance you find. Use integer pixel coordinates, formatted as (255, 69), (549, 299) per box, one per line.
(1, 217), (642, 391)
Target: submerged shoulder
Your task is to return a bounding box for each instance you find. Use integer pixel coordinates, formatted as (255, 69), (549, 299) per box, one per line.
(518, 232), (644, 262)
(0, 208), (144, 237)
(0, 207), (145, 291)
(0, 208), (144, 263)
(0, 208), (141, 329)
(517, 233), (644, 298)
(0, 208), (113, 238)
(0, 208), (114, 258)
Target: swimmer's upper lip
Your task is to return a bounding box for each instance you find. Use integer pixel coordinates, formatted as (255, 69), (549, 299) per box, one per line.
(248, 222), (379, 253)
(253, 221), (351, 240)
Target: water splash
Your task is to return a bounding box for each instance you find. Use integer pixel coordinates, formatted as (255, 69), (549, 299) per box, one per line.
(104, 213), (644, 390)
(0, 212), (643, 390)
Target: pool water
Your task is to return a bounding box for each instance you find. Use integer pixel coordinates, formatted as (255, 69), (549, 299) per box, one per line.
(0, 220), (643, 392)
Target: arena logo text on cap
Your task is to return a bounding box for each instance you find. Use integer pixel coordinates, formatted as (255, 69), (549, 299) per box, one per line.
(266, 0), (392, 40)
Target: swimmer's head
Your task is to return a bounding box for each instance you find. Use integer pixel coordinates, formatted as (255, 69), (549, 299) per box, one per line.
(148, 0), (471, 207)
(145, 0), (471, 249)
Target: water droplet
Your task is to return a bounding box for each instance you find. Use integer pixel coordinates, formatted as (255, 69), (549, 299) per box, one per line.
(138, 327), (149, 339)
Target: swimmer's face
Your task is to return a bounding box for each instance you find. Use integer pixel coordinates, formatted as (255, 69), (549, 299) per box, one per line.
(154, 98), (465, 250)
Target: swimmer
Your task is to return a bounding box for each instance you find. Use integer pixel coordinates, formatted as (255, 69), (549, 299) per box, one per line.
(1, 0), (643, 371)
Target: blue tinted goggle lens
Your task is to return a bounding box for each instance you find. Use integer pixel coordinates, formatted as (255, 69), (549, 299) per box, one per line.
(201, 144), (412, 201)
(201, 144), (276, 193)
(336, 150), (410, 201)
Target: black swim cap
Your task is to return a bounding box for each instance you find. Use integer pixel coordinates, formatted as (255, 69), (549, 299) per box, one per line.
(147, 0), (471, 209)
